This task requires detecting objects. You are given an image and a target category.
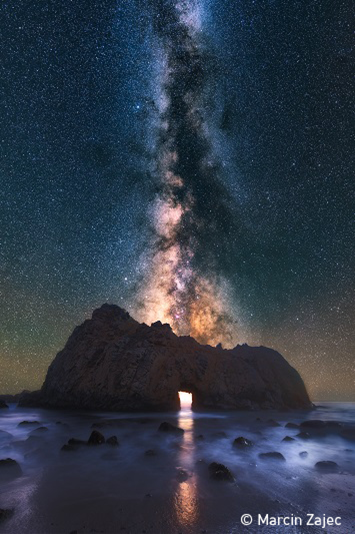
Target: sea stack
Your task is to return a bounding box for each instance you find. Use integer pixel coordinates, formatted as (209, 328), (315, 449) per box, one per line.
(19, 304), (312, 411)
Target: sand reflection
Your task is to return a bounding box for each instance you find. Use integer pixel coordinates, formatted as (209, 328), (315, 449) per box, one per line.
(173, 407), (200, 528)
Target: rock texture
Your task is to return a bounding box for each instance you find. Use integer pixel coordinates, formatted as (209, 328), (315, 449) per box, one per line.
(19, 304), (312, 411)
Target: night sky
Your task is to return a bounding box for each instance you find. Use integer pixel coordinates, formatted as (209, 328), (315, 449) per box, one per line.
(1, 0), (354, 400)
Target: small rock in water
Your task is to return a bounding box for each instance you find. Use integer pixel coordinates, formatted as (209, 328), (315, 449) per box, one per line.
(315, 461), (339, 471)
(299, 451), (308, 458)
(301, 420), (326, 429)
(233, 437), (253, 448)
(18, 421), (40, 427)
(176, 468), (189, 482)
(0, 458), (22, 479)
(208, 462), (234, 481)
(285, 422), (299, 429)
(0, 400), (9, 409)
(61, 444), (76, 452)
(325, 421), (342, 428)
(32, 426), (48, 432)
(296, 432), (310, 439)
(341, 427), (355, 441)
(88, 430), (105, 445)
(0, 509), (14, 522)
(282, 436), (295, 442)
(106, 436), (119, 446)
(196, 434), (204, 440)
(259, 452), (286, 461)
(267, 419), (281, 427)
(158, 422), (184, 434)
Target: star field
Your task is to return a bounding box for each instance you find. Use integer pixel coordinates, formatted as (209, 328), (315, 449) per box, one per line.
(0, 0), (354, 400)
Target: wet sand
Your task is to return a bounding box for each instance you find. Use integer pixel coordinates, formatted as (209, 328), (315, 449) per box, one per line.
(0, 403), (354, 533)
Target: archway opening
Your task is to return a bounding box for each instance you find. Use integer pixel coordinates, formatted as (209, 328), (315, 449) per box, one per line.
(178, 391), (192, 410)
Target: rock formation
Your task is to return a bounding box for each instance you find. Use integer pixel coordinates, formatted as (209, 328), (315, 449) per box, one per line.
(19, 304), (312, 411)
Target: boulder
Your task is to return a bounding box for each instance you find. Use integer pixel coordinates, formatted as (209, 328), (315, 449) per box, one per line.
(18, 421), (40, 427)
(158, 422), (184, 434)
(176, 468), (189, 481)
(18, 304), (312, 412)
(341, 427), (355, 441)
(267, 419), (281, 427)
(61, 444), (76, 452)
(296, 432), (310, 439)
(88, 430), (105, 445)
(0, 458), (22, 480)
(233, 437), (253, 448)
(106, 436), (119, 446)
(285, 422), (299, 429)
(282, 436), (295, 442)
(208, 462), (234, 481)
(0, 400), (8, 409)
(0, 509), (13, 523)
(300, 420), (326, 429)
(259, 452), (286, 461)
(299, 451), (308, 458)
(315, 461), (339, 471)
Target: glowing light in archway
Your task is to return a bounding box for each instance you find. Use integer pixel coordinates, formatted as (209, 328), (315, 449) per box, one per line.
(179, 391), (192, 409)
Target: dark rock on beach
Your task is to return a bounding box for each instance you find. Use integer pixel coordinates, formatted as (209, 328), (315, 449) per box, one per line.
(18, 421), (40, 427)
(88, 430), (105, 445)
(259, 452), (286, 461)
(0, 509), (14, 523)
(0, 458), (22, 480)
(208, 462), (234, 481)
(176, 468), (189, 482)
(301, 420), (327, 429)
(158, 422), (184, 434)
(315, 461), (339, 471)
(341, 427), (355, 441)
(267, 419), (281, 427)
(18, 304), (312, 412)
(61, 444), (76, 452)
(285, 422), (299, 429)
(106, 436), (119, 446)
(233, 437), (253, 448)
(296, 432), (311, 439)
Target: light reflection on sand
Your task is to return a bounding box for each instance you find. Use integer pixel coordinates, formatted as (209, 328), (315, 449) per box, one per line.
(173, 407), (200, 528)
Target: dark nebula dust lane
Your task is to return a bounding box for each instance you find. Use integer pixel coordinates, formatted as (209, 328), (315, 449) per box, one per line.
(134, 0), (243, 347)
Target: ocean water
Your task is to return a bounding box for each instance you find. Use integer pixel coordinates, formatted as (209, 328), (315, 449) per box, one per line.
(0, 403), (354, 533)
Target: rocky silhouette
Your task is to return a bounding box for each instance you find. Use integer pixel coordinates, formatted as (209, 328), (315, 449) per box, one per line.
(19, 304), (312, 411)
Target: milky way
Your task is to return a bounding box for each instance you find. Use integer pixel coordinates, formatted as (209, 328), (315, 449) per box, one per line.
(133, 0), (242, 346)
(1, 0), (354, 399)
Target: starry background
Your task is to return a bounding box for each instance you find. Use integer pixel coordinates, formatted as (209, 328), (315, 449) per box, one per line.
(0, 0), (354, 400)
